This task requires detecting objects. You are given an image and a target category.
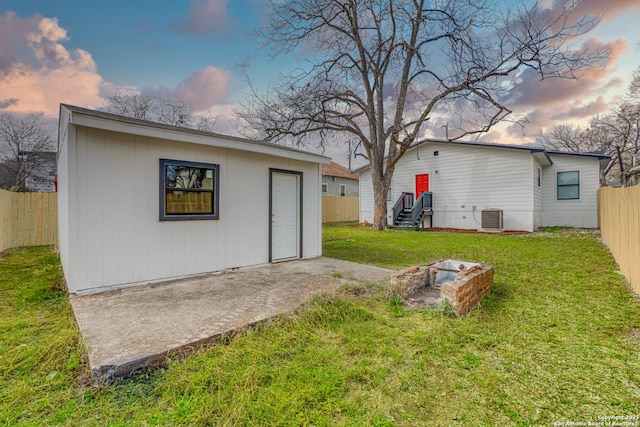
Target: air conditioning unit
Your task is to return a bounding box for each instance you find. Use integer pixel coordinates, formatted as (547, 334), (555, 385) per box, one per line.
(481, 209), (503, 231)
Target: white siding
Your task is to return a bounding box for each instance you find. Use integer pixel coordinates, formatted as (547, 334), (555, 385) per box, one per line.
(359, 143), (537, 231)
(62, 126), (322, 294)
(533, 162), (543, 229)
(56, 108), (72, 282)
(387, 152), (430, 225)
(359, 169), (374, 223)
(542, 154), (600, 228)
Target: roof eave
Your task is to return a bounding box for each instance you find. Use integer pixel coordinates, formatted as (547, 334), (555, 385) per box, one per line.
(61, 104), (331, 164)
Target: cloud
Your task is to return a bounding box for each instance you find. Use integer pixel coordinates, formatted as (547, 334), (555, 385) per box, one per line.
(564, 0), (640, 24)
(503, 38), (627, 110)
(0, 98), (18, 109)
(551, 96), (611, 120)
(0, 11), (104, 116)
(142, 66), (232, 112)
(170, 0), (232, 36)
(486, 36), (632, 140)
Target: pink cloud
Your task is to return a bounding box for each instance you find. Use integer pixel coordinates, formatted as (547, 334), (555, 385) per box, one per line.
(0, 12), (104, 115)
(565, 0), (640, 24)
(170, 0), (232, 36)
(504, 38), (627, 110)
(142, 66), (232, 112)
(551, 96), (610, 120)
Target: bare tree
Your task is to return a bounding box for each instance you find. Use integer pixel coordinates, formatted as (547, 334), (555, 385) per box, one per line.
(538, 66), (640, 185)
(102, 92), (216, 131)
(102, 92), (156, 120)
(536, 124), (588, 152)
(0, 113), (55, 191)
(238, 0), (606, 229)
(589, 107), (640, 186)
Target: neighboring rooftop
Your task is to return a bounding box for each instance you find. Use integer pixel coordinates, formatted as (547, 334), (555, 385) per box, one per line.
(322, 161), (359, 180)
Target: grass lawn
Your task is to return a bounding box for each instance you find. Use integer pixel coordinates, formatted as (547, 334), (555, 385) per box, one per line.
(1, 227), (640, 425)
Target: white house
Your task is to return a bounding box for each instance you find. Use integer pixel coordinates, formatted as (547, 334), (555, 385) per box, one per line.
(357, 140), (610, 232)
(57, 104), (329, 294)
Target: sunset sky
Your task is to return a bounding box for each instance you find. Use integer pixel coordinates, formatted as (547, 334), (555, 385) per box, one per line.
(1, 0), (639, 166)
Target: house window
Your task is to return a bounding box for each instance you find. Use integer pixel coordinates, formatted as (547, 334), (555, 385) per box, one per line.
(160, 159), (219, 221)
(557, 170), (579, 200)
(537, 167), (541, 187)
(387, 185), (392, 202)
(340, 184), (346, 196)
(322, 183), (328, 194)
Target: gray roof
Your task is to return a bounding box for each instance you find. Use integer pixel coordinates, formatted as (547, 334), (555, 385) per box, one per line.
(353, 138), (611, 173)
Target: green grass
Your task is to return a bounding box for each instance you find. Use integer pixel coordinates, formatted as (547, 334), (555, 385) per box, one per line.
(2, 228), (640, 425)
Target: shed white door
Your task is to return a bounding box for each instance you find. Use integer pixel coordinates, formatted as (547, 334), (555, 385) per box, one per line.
(272, 172), (300, 261)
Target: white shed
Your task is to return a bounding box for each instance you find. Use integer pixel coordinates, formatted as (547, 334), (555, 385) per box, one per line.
(357, 140), (609, 232)
(57, 104), (329, 294)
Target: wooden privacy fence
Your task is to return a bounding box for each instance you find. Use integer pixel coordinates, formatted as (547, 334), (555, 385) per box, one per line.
(323, 196), (359, 223)
(598, 185), (640, 295)
(0, 190), (57, 253)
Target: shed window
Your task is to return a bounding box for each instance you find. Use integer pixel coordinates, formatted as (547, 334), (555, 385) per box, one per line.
(557, 171), (579, 200)
(160, 159), (219, 221)
(322, 183), (328, 194)
(340, 184), (346, 196)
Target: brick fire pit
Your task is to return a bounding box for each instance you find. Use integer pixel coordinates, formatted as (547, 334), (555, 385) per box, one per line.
(391, 260), (494, 316)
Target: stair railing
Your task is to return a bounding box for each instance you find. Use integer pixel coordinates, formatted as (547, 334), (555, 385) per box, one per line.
(410, 191), (433, 229)
(392, 192), (414, 224)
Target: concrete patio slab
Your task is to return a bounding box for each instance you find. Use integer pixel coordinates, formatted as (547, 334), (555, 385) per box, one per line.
(69, 257), (392, 379)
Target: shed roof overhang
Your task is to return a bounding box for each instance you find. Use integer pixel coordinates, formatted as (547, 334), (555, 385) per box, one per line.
(60, 104), (330, 165)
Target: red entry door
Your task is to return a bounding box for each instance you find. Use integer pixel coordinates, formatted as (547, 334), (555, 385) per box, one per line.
(415, 174), (429, 198)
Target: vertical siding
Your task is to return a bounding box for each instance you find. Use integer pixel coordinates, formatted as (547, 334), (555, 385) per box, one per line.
(303, 162), (322, 259)
(66, 127), (321, 294)
(358, 169), (374, 223)
(542, 154), (600, 228)
(56, 110), (71, 281)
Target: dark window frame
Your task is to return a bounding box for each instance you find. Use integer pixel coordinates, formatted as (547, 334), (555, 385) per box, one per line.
(159, 158), (220, 221)
(557, 170), (580, 200)
(321, 183), (328, 194)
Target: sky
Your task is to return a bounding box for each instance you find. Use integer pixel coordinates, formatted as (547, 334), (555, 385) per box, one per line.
(1, 0), (639, 167)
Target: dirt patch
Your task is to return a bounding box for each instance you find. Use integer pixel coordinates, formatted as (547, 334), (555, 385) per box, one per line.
(350, 221), (372, 227)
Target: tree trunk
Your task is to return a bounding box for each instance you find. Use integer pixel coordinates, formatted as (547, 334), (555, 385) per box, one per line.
(371, 164), (392, 230)
(373, 184), (388, 230)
